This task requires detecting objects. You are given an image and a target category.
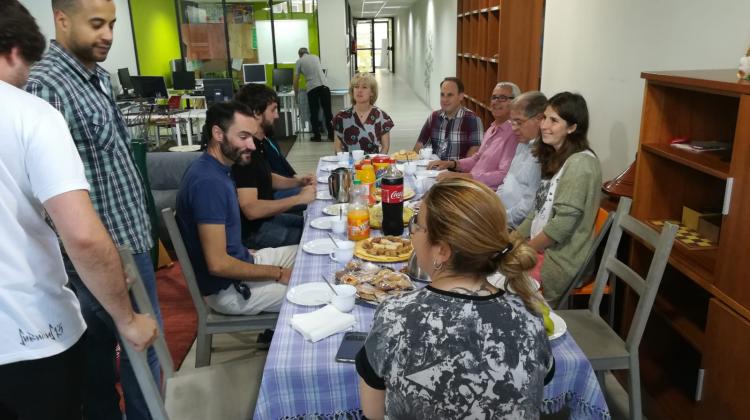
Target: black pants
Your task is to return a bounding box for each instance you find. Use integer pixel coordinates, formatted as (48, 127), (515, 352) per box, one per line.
(0, 336), (84, 420)
(307, 85), (333, 139)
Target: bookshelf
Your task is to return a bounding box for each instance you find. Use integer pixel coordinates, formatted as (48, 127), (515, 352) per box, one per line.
(629, 69), (750, 419)
(455, 0), (544, 127)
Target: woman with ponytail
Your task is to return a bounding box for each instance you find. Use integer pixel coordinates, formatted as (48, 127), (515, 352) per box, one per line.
(356, 178), (553, 420)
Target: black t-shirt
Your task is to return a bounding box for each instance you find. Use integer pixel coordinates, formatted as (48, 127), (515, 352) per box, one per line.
(264, 137), (296, 178)
(232, 141), (273, 235)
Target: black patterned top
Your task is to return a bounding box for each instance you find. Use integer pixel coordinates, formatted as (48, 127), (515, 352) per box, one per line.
(356, 286), (553, 419)
(332, 106), (394, 153)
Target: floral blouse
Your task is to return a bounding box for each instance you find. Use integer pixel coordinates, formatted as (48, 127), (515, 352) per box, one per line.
(332, 106), (394, 153)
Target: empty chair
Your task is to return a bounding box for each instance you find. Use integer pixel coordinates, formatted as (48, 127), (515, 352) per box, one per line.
(556, 197), (678, 420)
(161, 208), (278, 368)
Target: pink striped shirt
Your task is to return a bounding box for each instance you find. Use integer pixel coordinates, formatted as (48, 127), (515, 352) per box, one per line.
(456, 120), (518, 190)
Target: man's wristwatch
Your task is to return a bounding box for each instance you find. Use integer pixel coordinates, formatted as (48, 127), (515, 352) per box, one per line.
(276, 266), (283, 282)
(451, 160), (458, 170)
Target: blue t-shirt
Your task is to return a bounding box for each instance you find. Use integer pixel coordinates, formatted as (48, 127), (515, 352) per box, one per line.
(176, 153), (254, 296)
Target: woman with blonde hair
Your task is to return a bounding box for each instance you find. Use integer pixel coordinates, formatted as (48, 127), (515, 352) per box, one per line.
(332, 72), (394, 153)
(356, 178), (554, 420)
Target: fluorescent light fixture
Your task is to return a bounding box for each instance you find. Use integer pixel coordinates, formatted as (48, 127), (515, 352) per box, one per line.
(383, 5), (406, 8)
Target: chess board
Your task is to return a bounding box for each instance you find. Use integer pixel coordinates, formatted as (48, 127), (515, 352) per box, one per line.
(646, 220), (717, 250)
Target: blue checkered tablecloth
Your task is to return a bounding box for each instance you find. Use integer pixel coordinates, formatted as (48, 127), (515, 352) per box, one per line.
(253, 159), (610, 420)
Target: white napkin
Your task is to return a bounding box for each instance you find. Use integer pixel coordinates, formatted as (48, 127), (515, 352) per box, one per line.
(290, 304), (356, 342)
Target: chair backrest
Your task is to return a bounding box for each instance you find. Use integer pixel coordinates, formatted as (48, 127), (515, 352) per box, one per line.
(161, 208), (211, 323)
(118, 248), (173, 420)
(586, 198), (678, 352)
(554, 207), (615, 308)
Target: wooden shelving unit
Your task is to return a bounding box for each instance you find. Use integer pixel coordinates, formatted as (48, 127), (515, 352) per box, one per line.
(629, 69), (750, 420)
(455, 0), (544, 127)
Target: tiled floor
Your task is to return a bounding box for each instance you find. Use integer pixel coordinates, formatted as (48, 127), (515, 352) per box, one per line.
(168, 70), (633, 419)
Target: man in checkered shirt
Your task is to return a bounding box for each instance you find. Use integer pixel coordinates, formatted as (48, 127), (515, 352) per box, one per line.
(413, 77), (483, 160)
(25, 0), (161, 419)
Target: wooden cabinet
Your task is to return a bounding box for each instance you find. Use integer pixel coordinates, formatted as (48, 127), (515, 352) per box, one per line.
(455, 0), (544, 127)
(630, 70), (750, 420)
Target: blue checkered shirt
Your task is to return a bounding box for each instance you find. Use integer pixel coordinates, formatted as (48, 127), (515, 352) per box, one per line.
(26, 41), (152, 253)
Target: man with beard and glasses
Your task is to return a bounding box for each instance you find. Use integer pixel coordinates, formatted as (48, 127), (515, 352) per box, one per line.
(232, 83), (316, 249)
(176, 101), (297, 317)
(25, 0), (161, 419)
(0, 2), (157, 419)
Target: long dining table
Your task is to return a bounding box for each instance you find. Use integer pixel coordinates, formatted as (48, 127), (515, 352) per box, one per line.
(252, 157), (611, 420)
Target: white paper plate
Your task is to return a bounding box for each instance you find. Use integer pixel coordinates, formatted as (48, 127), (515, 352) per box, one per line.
(321, 155), (340, 162)
(302, 238), (338, 255)
(319, 164), (344, 172)
(416, 169), (441, 178)
(548, 311), (567, 340)
(323, 203), (349, 216)
(169, 145), (201, 152)
(416, 159), (431, 167)
(317, 175), (329, 184)
(310, 216), (341, 230)
(286, 282), (334, 306)
(316, 190), (333, 200)
(487, 272), (541, 293)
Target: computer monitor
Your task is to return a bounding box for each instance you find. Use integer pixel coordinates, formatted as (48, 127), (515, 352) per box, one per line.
(130, 76), (168, 100)
(242, 63), (266, 84)
(172, 71), (196, 90)
(118, 68), (133, 91)
(203, 78), (234, 105)
(272, 68), (293, 90)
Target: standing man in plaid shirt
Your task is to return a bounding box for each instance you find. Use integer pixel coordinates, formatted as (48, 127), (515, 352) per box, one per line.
(413, 77), (484, 160)
(26, 0), (161, 419)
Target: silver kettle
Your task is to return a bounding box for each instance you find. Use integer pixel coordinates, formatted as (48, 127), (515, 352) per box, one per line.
(328, 167), (351, 203)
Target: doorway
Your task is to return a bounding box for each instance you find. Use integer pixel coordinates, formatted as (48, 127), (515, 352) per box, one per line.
(354, 18), (393, 73)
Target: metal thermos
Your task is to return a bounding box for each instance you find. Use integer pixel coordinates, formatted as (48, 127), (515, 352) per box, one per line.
(328, 167), (352, 203)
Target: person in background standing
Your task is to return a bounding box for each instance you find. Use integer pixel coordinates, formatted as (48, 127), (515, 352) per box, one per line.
(294, 47), (334, 142)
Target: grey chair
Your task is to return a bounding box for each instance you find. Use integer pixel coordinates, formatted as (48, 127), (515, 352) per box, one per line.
(161, 208), (279, 368)
(554, 210), (615, 316)
(118, 248), (256, 420)
(556, 198), (678, 420)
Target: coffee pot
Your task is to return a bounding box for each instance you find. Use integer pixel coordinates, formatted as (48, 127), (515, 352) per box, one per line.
(328, 167), (352, 203)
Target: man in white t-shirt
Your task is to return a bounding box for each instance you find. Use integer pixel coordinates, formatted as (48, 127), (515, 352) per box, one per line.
(0, 2), (157, 419)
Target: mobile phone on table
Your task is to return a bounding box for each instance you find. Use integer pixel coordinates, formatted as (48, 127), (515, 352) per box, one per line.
(335, 331), (368, 363)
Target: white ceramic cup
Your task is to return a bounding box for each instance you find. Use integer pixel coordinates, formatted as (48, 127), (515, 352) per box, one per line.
(352, 150), (365, 161)
(330, 284), (357, 312)
(419, 147), (433, 160)
(331, 216), (347, 235)
(329, 240), (355, 264)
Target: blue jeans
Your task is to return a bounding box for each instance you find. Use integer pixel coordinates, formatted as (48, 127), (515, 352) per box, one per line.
(65, 251), (162, 420)
(243, 213), (304, 249)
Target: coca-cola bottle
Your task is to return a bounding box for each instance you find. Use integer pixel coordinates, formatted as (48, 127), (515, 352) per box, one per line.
(381, 164), (404, 236)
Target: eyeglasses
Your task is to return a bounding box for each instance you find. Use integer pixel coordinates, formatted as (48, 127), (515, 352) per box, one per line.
(490, 95), (514, 102)
(408, 214), (426, 235)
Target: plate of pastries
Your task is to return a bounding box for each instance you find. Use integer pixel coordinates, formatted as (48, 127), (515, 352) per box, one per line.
(336, 260), (415, 305)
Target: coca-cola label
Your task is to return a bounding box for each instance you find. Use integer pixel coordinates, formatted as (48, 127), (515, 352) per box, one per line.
(381, 183), (403, 204)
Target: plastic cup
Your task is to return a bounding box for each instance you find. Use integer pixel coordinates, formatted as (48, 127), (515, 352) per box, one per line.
(330, 284), (357, 312)
(331, 217), (347, 235)
(419, 147), (433, 160)
(352, 150), (365, 161)
(337, 151), (349, 165)
(404, 161), (417, 175)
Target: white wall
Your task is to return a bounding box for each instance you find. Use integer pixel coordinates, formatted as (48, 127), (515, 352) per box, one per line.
(19, 0), (138, 88)
(394, 0), (457, 109)
(541, 0), (750, 180)
(317, 0), (349, 90)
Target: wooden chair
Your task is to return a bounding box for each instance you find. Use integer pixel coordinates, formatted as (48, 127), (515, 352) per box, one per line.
(161, 208), (278, 368)
(555, 208), (615, 321)
(556, 198), (678, 420)
(118, 248), (255, 420)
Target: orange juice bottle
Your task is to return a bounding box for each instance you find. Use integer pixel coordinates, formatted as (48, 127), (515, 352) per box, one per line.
(359, 163), (377, 206)
(347, 180), (370, 241)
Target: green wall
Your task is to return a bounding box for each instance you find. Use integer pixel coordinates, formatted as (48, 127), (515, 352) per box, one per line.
(129, 0), (181, 85)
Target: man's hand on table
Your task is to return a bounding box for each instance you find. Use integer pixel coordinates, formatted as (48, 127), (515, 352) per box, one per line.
(278, 267), (292, 285)
(298, 174), (315, 186)
(427, 160), (452, 170)
(297, 185), (316, 205)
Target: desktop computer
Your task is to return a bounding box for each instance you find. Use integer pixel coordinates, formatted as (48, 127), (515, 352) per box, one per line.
(272, 68), (294, 92)
(203, 78), (234, 105)
(117, 67), (135, 99)
(131, 76), (168, 100)
(172, 71), (196, 91)
(242, 63), (266, 85)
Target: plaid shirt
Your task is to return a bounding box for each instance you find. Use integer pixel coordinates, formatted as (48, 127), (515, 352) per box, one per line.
(26, 41), (152, 253)
(416, 107), (483, 160)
